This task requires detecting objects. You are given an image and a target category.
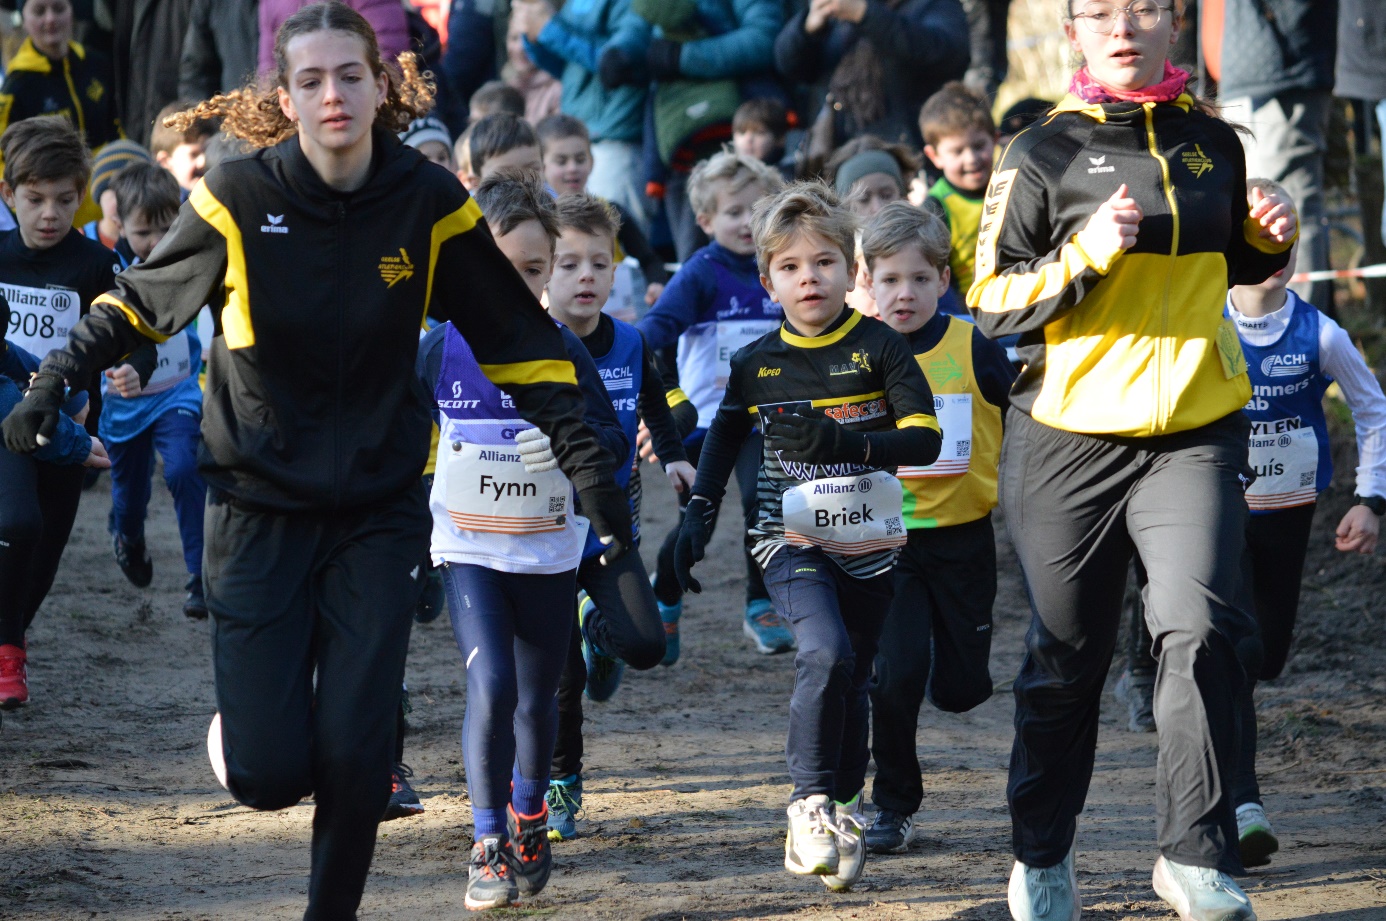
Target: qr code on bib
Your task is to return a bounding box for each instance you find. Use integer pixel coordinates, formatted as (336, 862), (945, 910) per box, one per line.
(1300, 471), (1314, 487)
(956, 439), (971, 457)
(549, 496), (566, 514)
(885, 517), (904, 537)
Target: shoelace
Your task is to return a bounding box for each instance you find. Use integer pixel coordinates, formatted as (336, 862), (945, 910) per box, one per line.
(1181, 863), (1237, 893)
(1025, 862), (1071, 915)
(472, 841), (511, 881)
(823, 809), (865, 849)
(511, 817), (547, 865)
(545, 783), (583, 822)
(392, 763), (415, 793)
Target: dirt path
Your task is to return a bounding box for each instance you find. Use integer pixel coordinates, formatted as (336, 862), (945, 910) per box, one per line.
(2, 465), (1384, 920)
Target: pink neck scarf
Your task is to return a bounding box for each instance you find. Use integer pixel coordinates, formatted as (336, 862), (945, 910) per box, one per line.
(1069, 61), (1190, 104)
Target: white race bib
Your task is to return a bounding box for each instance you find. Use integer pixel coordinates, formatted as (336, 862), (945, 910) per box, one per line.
(715, 319), (779, 388)
(1246, 425), (1319, 510)
(782, 470), (907, 556)
(142, 332), (193, 395)
(445, 438), (572, 534)
(2, 283), (79, 359)
(898, 394), (972, 478)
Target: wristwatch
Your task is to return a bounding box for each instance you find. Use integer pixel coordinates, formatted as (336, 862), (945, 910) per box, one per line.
(1354, 494), (1386, 516)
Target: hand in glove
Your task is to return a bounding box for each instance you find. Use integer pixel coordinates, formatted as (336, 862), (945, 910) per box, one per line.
(673, 495), (716, 593)
(763, 407), (866, 465)
(516, 426), (559, 473)
(577, 480), (635, 566)
(3, 370), (66, 453)
(598, 45), (638, 89)
(646, 38), (683, 81)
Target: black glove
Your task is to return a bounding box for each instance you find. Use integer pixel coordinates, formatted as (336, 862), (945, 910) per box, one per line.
(2, 370), (65, 453)
(646, 38), (683, 81)
(577, 480), (634, 566)
(763, 407), (866, 465)
(598, 46), (637, 89)
(673, 495), (716, 593)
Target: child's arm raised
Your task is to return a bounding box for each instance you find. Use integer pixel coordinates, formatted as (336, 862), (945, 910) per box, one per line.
(1320, 314), (1386, 555)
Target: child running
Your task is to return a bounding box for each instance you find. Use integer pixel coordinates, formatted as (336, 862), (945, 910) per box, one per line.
(1209, 179), (1382, 867)
(858, 201), (1015, 853)
(416, 169), (629, 910)
(97, 162), (208, 618)
(545, 191), (696, 840)
(0, 295), (111, 709)
(638, 150), (793, 658)
(673, 181), (942, 891)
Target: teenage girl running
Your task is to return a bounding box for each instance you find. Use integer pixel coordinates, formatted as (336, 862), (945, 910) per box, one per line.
(1, 5), (631, 918)
(968, 3), (1297, 920)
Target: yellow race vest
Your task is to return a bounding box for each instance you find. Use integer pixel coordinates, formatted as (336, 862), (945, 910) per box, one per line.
(898, 316), (1003, 528)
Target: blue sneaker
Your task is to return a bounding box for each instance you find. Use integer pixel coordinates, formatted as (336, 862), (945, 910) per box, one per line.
(579, 591), (624, 701)
(743, 599), (795, 655)
(545, 774), (583, 841)
(658, 595), (682, 667)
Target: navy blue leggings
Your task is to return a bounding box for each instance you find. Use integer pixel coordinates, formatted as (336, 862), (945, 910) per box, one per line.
(762, 546), (893, 802)
(108, 407), (206, 575)
(444, 563), (575, 838)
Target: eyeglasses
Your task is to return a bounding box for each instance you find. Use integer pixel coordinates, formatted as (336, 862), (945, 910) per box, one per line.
(1070, 1), (1173, 33)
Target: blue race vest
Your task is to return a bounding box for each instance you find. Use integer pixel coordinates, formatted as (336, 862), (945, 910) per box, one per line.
(1238, 292), (1333, 512)
(584, 317), (645, 557)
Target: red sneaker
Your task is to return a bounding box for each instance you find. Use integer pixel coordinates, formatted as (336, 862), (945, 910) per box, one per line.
(0, 644), (29, 709)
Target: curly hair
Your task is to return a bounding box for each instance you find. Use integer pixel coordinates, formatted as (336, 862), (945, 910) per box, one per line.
(165, 2), (434, 149)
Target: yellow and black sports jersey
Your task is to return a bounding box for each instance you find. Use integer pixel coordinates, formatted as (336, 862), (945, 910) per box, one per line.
(43, 128), (614, 512)
(928, 176), (985, 295)
(694, 308), (940, 578)
(968, 94), (1293, 437)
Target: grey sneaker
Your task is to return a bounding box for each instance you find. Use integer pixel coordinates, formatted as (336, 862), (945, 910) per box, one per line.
(864, 809), (915, 854)
(785, 794), (838, 875)
(1152, 855), (1256, 921)
(1235, 803), (1278, 868)
(464, 836), (518, 911)
(1008, 846), (1080, 921)
(1114, 668), (1156, 732)
(822, 790), (867, 892)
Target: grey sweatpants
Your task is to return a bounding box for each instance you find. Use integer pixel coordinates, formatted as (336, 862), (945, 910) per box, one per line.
(1001, 409), (1256, 875)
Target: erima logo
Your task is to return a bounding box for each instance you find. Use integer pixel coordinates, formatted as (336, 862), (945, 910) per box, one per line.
(1087, 155), (1115, 175)
(1261, 354), (1309, 378)
(261, 214), (289, 234)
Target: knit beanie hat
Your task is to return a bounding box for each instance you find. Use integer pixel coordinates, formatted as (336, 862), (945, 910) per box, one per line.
(833, 149), (904, 198)
(90, 140), (153, 200)
(399, 117), (452, 153)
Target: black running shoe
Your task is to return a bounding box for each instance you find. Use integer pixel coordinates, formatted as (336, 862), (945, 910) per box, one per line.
(382, 763), (424, 821)
(183, 574), (208, 619)
(507, 804), (553, 897)
(464, 836), (518, 911)
(864, 809), (915, 854)
(112, 534), (153, 588)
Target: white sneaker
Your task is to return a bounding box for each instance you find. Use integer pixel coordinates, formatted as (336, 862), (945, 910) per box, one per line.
(822, 790), (867, 892)
(207, 712), (229, 791)
(1235, 802), (1279, 868)
(1008, 845), (1080, 921)
(1152, 855), (1257, 921)
(785, 795), (838, 875)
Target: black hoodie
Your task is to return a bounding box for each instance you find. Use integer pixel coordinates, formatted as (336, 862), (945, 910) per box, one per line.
(42, 128), (617, 511)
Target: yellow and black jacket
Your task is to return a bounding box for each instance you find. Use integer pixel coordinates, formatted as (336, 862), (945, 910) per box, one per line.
(41, 128), (616, 511)
(0, 38), (122, 156)
(967, 94), (1293, 437)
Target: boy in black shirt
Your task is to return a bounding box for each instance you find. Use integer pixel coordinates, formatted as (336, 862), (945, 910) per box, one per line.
(673, 182), (941, 892)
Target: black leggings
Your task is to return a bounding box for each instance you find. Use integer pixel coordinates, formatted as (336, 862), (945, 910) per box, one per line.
(0, 448), (84, 647)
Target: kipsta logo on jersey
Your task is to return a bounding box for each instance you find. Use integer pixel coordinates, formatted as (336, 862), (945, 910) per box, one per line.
(378, 248), (415, 287)
(1261, 353), (1309, 378)
(1087, 155), (1115, 175)
(261, 214), (289, 234)
(1181, 144), (1214, 178)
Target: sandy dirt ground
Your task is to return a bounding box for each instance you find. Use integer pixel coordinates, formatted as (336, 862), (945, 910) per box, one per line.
(2, 455), (1385, 921)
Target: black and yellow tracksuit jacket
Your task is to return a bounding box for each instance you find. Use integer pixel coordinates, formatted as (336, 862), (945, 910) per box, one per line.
(41, 128), (615, 511)
(0, 38), (123, 159)
(967, 94), (1294, 437)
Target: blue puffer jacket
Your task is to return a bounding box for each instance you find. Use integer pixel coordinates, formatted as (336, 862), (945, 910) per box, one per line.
(528, 0), (651, 144)
(668, 0), (784, 80)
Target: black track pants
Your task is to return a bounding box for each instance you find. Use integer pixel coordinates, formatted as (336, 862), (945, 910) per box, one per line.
(869, 516), (996, 815)
(0, 447), (84, 647)
(204, 487), (430, 921)
(1001, 409), (1256, 875)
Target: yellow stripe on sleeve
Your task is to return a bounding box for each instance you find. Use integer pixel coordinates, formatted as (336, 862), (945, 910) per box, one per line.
(968, 239), (1100, 314)
(666, 387), (690, 409)
(897, 413), (942, 434)
(477, 358), (578, 388)
(93, 292), (170, 343)
(424, 198), (484, 319)
(189, 182), (252, 348)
